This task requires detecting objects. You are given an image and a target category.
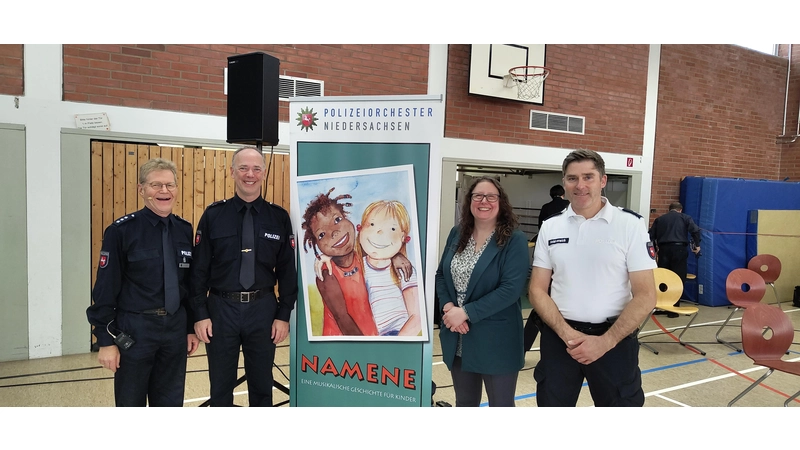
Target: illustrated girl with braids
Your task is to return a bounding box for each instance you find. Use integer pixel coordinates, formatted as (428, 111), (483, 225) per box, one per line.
(301, 188), (411, 336)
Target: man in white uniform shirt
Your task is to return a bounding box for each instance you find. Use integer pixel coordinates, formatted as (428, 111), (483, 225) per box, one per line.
(530, 149), (656, 407)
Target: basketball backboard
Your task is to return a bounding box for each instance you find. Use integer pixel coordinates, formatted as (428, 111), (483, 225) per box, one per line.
(468, 44), (547, 104)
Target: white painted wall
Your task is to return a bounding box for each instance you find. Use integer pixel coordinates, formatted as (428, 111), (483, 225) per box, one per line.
(0, 45), (292, 358)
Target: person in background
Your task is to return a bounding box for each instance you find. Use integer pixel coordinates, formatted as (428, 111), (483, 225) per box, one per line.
(435, 176), (529, 407)
(648, 201), (701, 310)
(537, 184), (570, 232)
(524, 184), (571, 351)
(530, 149), (656, 407)
(87, 158), (199, 407)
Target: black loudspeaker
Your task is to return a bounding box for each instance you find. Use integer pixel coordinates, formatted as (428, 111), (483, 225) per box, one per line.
(227, 52), (280, 146)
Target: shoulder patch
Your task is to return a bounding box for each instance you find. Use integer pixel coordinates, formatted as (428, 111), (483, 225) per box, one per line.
(619, 207), (643, 219)
(99, 251), (110, 268)
(207, 199), (226, 208)
(111, 213), (137, 226)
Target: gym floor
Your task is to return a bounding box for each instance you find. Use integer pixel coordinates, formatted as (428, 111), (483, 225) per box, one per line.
(1, 301), (798, 408)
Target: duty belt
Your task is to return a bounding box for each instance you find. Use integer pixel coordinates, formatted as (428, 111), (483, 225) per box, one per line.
(565, 317), (617, 335)
(564, 317), (637, 339)
(124, 308), (168, 316)
(211, 288), (268, 303)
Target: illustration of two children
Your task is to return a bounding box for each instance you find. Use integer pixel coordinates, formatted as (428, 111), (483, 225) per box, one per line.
(301, 188), (420, 337)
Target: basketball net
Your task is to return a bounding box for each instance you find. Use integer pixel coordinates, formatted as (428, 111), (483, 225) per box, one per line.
(508, 66), (550, 100)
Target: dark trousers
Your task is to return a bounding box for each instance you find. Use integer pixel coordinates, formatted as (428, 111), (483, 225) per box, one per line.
(657, 245), (688, 280)
(114, 307), (188, 407)
(524, 281), (551, 351)
(206, 292), (277, 407)
(657, 245), (689, 303)
(523, 310), (540, 352)
(534, 321), (644, 407)
(450, 356), (518, 407)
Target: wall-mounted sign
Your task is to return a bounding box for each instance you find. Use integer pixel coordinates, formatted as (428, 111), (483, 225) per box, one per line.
(75, 113), (110, 131)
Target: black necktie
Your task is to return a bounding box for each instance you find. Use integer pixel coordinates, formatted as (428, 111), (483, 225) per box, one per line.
(161, 218), (180, 314)
(240, 204), (255, 290)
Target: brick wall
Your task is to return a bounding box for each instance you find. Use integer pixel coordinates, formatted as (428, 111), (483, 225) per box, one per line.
(778, 44), (800, 180)
(649, 44), (789, 221)
(444, 44), (651, 154)
(0, 44), (24, 96)
(62, 44), (429, 121)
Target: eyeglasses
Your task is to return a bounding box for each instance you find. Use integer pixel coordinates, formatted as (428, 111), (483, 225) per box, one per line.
(148, 182), (178, 191)
(471, 193), (499, 203)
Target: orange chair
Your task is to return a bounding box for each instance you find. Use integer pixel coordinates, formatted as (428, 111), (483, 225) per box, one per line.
(747, 254), (782, 307)
(715, 268), (767, 352)
(638, 268), (706, 355)
(727, 303), (800, 407)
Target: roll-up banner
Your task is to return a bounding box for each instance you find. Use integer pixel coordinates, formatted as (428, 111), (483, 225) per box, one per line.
(289, 95), (443, 406)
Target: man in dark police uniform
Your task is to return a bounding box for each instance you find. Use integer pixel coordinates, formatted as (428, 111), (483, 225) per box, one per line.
(648, 201), (701, 306)
(87, 158), (200, 407)
(191, 146), (298, 407)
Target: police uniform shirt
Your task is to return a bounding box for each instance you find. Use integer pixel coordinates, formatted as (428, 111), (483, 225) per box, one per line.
(532, 197), (657, 323)
(190, 194), (298, 322)
(87, 207), (194, 347)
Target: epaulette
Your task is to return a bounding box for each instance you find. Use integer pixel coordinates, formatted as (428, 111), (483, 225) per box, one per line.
(619, 207), (643, 219)
(111, 213), (137, 226)
(266, 201), (289, 214)
(207, 199), (226, 208)
(174, 214), (192, 225)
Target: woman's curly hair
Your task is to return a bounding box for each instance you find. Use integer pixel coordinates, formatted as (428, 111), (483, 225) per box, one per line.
(455, 176), (518, 253)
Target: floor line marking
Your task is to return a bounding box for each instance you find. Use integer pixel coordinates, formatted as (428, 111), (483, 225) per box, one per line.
(655, 394), (691, 407)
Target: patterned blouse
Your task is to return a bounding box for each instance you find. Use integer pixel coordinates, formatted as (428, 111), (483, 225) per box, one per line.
(450, 230), (495, 357)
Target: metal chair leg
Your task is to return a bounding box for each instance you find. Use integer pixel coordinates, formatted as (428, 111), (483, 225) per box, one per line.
(728, 368), (775, 407)
(768, 282), (781, 308)
(677, 313), (706, 355)
(637, 312), (659, 354)
(785, 389), (800, 407)
(715, 306), (742, 352)
(640, 341), (659, 355)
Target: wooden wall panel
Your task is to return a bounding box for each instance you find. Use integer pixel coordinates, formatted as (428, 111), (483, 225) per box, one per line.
(90, 143), (292, 291)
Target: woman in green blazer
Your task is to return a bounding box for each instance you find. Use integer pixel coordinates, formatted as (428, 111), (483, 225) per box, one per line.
(435, 176), (530, 407)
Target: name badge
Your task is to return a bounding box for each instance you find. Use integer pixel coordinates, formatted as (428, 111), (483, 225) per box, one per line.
(548, 238), (569, 246)
(179, 263), (190, 268)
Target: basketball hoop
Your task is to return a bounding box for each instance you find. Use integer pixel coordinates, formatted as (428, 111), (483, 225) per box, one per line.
(506, 66), (550, 100)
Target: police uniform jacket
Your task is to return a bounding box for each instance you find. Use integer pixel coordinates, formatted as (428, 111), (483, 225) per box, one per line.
(538, 197), (570, 231)
(435, 227), (529, 375)
(648, 210), (701, 248)
(87, 207), (194, 347)
(190, 194), (298, 322)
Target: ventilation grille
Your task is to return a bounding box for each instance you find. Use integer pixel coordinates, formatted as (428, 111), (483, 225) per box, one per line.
(529, 111), (585, 135)
(279, 75), (324, 100)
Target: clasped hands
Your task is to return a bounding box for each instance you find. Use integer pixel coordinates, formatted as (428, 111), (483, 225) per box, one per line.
(441, 302), (470, 334)
(563, 328), (613, 365)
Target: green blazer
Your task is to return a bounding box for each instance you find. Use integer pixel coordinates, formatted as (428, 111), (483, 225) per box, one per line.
(435, 227), (529, 375)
